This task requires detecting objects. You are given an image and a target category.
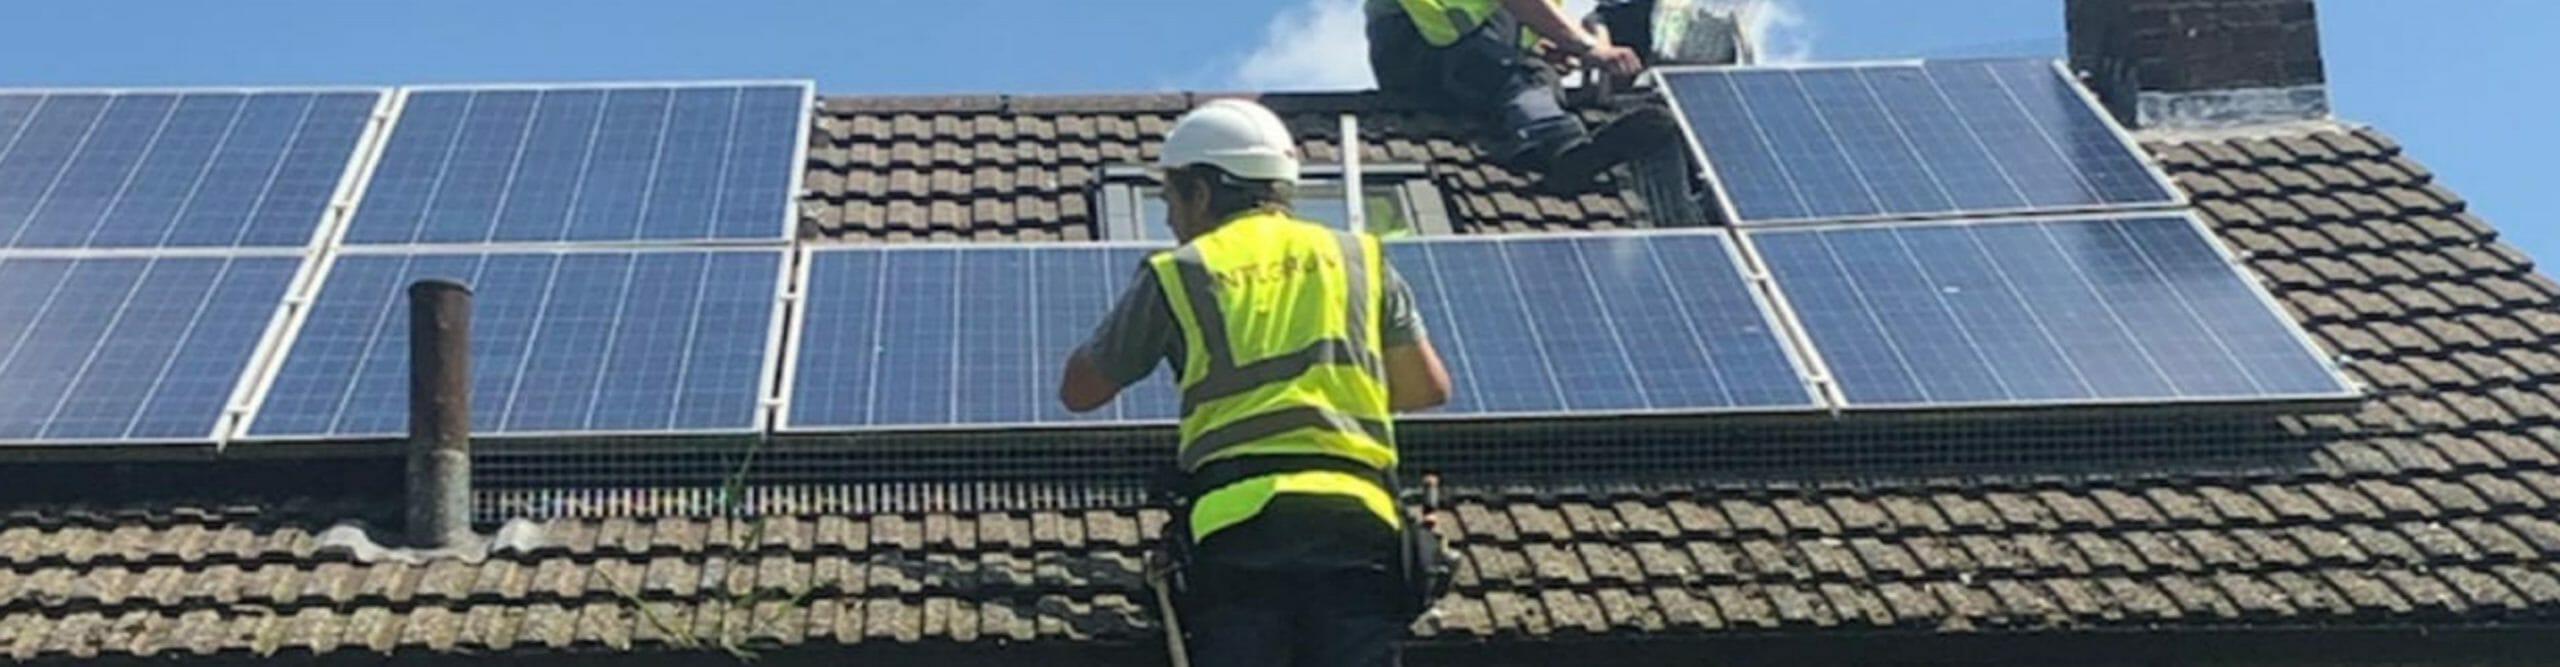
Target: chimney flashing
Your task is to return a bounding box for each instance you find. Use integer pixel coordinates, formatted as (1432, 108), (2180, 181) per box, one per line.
(2137, 83), (2331, 131)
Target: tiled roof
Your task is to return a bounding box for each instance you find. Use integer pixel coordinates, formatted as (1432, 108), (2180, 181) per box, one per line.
(798, 92), (1639, 242)
(5, 92), (2560, 665)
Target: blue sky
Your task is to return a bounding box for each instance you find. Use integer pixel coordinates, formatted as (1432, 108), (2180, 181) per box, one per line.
(4, 1), (2552, 264)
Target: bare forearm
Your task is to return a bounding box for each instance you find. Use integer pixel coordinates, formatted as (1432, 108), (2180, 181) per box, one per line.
(1057, 350), (1122, 413)
(1499, 0), (1594, 51)
(1386, 341), (1453, 411)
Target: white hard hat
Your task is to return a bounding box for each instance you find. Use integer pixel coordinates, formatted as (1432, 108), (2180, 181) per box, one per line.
(1156, 99), (1300, 184)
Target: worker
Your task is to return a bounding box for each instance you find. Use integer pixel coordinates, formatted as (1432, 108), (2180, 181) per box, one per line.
(1058, 98), (1455, 667)
(1367, 0), (1678, 194)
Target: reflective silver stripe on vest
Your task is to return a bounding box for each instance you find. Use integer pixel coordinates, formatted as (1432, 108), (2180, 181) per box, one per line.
(1179, 406), (1394, 470)
(1338, 232), (1385, 382)
(1170, 244), (1234, 375)
(1181, 338), (1377, 413)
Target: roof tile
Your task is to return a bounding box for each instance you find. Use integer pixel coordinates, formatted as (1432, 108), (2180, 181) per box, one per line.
(2399, 521), (2484, 561)
(2272, 134), (2338, 162)
(1846, 537), (1923, 580)
(2035, 490), (2110, 530)
(2383, 569), (2465, 614)
(1877, 496), (1953, 534)
(2069, 533), (2145, 574)
(2494, 565), (2560, 606)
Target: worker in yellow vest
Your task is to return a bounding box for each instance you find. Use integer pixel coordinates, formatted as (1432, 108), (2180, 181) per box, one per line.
(1059, 98), (1455, 666)
(1367, 0), (1676, 194)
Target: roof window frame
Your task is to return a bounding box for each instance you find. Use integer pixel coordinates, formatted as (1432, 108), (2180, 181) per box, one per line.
(1094, 163), (1453, 242)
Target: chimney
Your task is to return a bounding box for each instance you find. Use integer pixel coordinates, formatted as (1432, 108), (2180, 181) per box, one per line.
(406, 278), (473, 549)
(2066, 0), (2329, 129)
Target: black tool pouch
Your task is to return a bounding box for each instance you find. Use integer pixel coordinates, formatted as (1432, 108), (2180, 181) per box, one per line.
(1394, 503), (1457, 618)
(1148, 466), (1198, 603)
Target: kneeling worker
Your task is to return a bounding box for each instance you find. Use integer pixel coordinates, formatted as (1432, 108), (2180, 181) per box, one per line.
(1058, 98), (1456, 666)
(1368, 0), (1678, 194)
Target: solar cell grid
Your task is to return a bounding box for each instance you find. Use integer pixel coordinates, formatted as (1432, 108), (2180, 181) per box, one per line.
(0, 255), (298, 444)
(244, 248), (783, 439)
(1659, 59), (2179, 225)
(1750, 214), (2353, 408)
(0, 89), (379, 249)
(342, 83), (807, 245)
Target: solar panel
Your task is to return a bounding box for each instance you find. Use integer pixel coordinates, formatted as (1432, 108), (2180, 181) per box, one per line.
(0, 90), (380, 249)
(1750, 214), (2353, 408)
(782, 233), (1814, 432)
(1392, 233), (1814, 416)
(341, 83), (809, 245)
(0, 255), (298, 444)
(243, 248), (783, 439)
(1659, 59), (2179, 226)
(787, 245), (1180, 430)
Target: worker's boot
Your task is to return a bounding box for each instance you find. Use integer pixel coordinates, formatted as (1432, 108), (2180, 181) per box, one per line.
(1539, 105), (1679, 195)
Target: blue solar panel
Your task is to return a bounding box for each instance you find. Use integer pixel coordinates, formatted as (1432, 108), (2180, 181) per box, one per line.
(1661, 59), (2178, 225)
(1393, 234), (1814, 416)
(245, 249), (781, 439)
(784, 233), (1813, 431)
(343, 83), (807, 245)
(0, 90), (378, 249)
(0, 255), (297, 444)
(788, 245), (1178, 430)
(1751, 215), (2353, 408)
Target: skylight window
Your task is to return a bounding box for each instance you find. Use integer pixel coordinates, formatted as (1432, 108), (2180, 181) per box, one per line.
(1096, 164), (1448, 242)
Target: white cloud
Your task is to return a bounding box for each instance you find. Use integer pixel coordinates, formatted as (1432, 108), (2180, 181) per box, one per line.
(1233, 0), (1375, 91)
(1728, 0), (1814, 64)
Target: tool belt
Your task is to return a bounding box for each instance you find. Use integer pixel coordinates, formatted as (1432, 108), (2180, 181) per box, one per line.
(1153, 454), (1456, 619)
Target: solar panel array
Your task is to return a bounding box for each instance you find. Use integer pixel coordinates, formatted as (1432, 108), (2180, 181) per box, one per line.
(0, 87), (382, 449)
(1660, 59), (2177, 226)
(1643, 57), (2349, 412)
(240, 82), (812, 442)
(783, 234), (1816, 431)
(1753, 215), (2352, 408)
(248, 249), (783, 439)
(0, 90), (378, 249)
(0, 81), (814, 449)
(0, 67), (2351, 451)
(343, 84), (807, 245)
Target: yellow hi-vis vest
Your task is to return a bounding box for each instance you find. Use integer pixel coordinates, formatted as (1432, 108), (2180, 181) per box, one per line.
(1371, 0), (1559, 48)
(1150, 211), (1399, 542)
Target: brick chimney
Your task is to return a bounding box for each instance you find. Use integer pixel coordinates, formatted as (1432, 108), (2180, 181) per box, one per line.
(2065, 0), (2329, 129)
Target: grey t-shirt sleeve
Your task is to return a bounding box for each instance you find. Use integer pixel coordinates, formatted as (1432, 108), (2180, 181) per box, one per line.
(1382, 262), (1427, 347)
(1079, 266), (1175, 387)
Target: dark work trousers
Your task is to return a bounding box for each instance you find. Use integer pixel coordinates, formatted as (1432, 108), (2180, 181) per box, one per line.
(1179, 563), (1408, 667)
(1366, 9), (1588, 172)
